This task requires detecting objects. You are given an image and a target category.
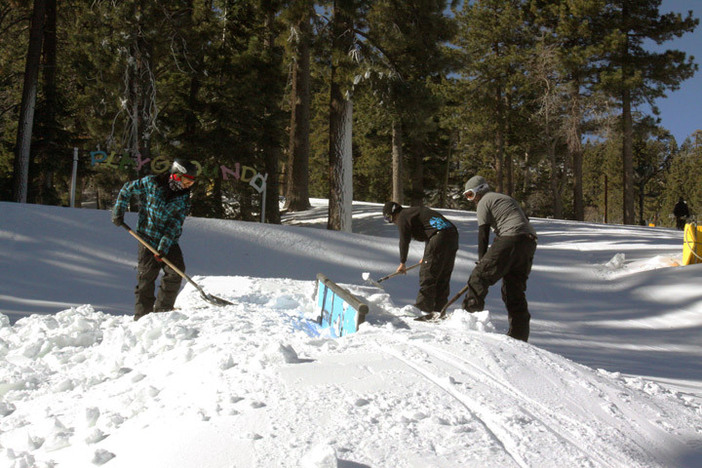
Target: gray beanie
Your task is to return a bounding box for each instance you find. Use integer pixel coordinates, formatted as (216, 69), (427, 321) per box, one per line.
(464, 175), (490, 196)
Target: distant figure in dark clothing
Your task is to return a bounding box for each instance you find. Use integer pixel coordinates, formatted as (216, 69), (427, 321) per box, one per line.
(673, 197), (690, 230)
(461, 176), (537, 342)
(383, 202), (459, 315)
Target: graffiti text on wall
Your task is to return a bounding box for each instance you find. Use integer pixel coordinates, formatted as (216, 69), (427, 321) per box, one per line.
(90, 151), (267, 194)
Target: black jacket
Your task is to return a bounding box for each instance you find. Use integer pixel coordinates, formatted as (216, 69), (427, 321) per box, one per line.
(395, 206), (455, 263)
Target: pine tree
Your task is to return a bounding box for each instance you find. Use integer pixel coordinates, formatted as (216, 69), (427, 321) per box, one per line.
(527, 0), (608, 221)
(363, 0), (455, 206)
(598, 0), (698, 224)
(452, 0), (531, 195)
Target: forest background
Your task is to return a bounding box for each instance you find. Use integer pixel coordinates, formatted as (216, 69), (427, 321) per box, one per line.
(1, 0), (701, 229)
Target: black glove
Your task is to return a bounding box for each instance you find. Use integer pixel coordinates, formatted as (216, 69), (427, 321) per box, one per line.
(112, 215), (124, 227)
(462, 296), (483, 313)
(154, 252), (164, 262)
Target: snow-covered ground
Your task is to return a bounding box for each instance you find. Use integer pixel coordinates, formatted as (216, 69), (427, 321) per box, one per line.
(0, 199), (701, 467)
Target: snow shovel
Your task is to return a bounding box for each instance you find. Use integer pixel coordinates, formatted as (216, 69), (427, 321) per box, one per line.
(120, 223), (234, 307)
(362, 262), (421, 288)
(414, 284), (470, 322)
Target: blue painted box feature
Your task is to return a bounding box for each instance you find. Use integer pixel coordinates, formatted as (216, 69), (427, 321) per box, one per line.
(315, 273), (369, 337)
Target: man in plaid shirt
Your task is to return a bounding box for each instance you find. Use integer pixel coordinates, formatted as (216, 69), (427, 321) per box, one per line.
(112, 159), (197, 320)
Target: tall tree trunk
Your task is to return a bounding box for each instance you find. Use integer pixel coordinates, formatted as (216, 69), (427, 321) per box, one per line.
(440, 134), (453, 208)
(547, 137), (563, 219)
(494, 87), (504, 193)
(13, 0), (46, 203)
(572, 143), (584, 221)
(185, 77), (200, 136)
(239, 182), (253, 221)
(212, 176), (224, 219)
(127, 40), (149, 174)
(262, 2), (281, 224)
(328, 82), (353, 231)
(522, 150), (531, 210)
(638, 182), (645, 226)
(568, 80), (584, 221)
(505, 93), (513, 196)
(391, 118), (403, 204)
(620, 3), (635, 225)
(408, 147), (424, 206)
(284, 8), (312, 212)
(35, 0), (57, 205)
(622, 88), (635, 224)
(327, 0), (354, 231)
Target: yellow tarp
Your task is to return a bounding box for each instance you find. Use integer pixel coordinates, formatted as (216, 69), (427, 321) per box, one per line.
(682, 223), (702, 266)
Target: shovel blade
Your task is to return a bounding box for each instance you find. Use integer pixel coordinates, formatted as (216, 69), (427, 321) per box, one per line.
(362, 271), (385, 289)
(200, 291), (234, 306)
(414, 312), (443, 322)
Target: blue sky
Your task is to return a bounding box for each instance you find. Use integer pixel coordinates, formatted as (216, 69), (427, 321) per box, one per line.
(652, 0), (701, 144)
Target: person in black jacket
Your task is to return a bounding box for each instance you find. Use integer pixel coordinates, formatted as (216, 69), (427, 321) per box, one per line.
(383, 202), (459, 315)
(673, 197), (690, 230)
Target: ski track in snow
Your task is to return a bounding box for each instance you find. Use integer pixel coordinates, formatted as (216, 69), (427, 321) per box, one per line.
(382, 335), (662, 468)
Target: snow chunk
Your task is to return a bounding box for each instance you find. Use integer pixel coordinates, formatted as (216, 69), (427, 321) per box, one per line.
(85, 428), (108, 444)
(92, 448), (116, 465)
(300, 443), (338, 468)
(445, 310), (495, 333)
(0, 401), (16, 416)
(257, 342), (303, 367)
(604, 253), (626, 270)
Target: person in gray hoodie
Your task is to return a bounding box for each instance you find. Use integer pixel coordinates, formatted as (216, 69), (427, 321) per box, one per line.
(461, 176), (537, 342)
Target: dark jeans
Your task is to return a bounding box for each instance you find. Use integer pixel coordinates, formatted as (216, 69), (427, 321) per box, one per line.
(463, 234), (537, 341)
(134, 243), (185, 320)
(416, 228), (459, 312)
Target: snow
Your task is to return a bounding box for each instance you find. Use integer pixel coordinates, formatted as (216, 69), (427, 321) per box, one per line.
(1, 199), (701, 467)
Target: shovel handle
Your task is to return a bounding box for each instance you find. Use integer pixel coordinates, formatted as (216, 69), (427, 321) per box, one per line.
(439, 284), (470, 318)
(120, 223), (197, 290)
(120, 222), (233, 306)
(378, 262), (421, 283)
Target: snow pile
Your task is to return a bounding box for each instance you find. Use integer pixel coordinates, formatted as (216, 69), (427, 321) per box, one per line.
(1, 276), (701, 467)
(1, 200), (701, 466)
(600, 252), (682, 279)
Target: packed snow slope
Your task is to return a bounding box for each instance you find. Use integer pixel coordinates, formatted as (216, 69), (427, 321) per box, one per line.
(0, 200), (701, 467)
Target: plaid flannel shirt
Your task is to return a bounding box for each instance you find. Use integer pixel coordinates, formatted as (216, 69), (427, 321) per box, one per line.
(113, 175), (191, 254)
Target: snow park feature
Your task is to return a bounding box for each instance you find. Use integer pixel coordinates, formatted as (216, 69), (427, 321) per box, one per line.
(1, 199), (702, 467)
(315, 273), (368, 337)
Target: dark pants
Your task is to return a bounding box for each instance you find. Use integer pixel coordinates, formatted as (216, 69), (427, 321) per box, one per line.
(416, 228), (459, 312)
(463, 235), (536, 342)
(134, 243), (185, 320)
